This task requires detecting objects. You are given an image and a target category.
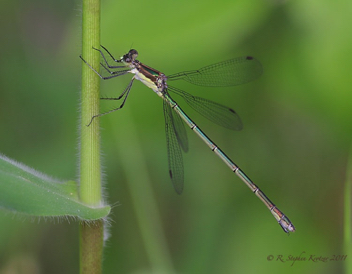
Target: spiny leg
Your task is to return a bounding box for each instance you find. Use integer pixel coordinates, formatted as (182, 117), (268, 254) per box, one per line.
(86, 78), (135, 126)
(92, 46), (126, 71)
(100, 45), (121, 63)
(80, 55), (130, 80)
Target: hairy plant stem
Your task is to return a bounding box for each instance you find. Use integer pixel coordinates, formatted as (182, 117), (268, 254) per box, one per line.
(79, 0), (103, 273)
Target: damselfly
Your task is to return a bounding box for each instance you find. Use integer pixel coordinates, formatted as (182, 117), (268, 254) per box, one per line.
(80, 46), (295, 233)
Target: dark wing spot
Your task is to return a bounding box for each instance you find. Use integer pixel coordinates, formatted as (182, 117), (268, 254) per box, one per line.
(169, 170), (173, 178)
(246, 56), (253, 60)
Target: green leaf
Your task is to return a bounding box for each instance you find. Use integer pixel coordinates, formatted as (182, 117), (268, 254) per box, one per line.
(0, 154), (110, 220)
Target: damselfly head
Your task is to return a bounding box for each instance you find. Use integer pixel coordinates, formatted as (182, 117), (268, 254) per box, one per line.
(123, 49), (138, 63)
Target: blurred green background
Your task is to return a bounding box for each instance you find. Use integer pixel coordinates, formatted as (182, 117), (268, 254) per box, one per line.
(0, 0), (351, 273)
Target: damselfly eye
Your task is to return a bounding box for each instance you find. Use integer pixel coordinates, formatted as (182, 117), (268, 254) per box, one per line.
(129, 49), (138, 61)
(123, 49), (138, 62)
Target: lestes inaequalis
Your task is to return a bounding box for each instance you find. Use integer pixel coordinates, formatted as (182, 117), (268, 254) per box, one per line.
(80, 46), (295, 233)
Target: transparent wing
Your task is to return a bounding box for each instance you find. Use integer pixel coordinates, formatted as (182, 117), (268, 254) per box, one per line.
(169, 86), (243, 130)
(163, 100), (185, 194)
(170, 103), (189, 153)
(167, 56), (262, 87)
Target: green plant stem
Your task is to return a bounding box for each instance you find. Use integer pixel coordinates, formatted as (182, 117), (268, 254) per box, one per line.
(344, 144), (352, 274)
(80, 220), (104, 273)
(80, 0), (103, 273)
